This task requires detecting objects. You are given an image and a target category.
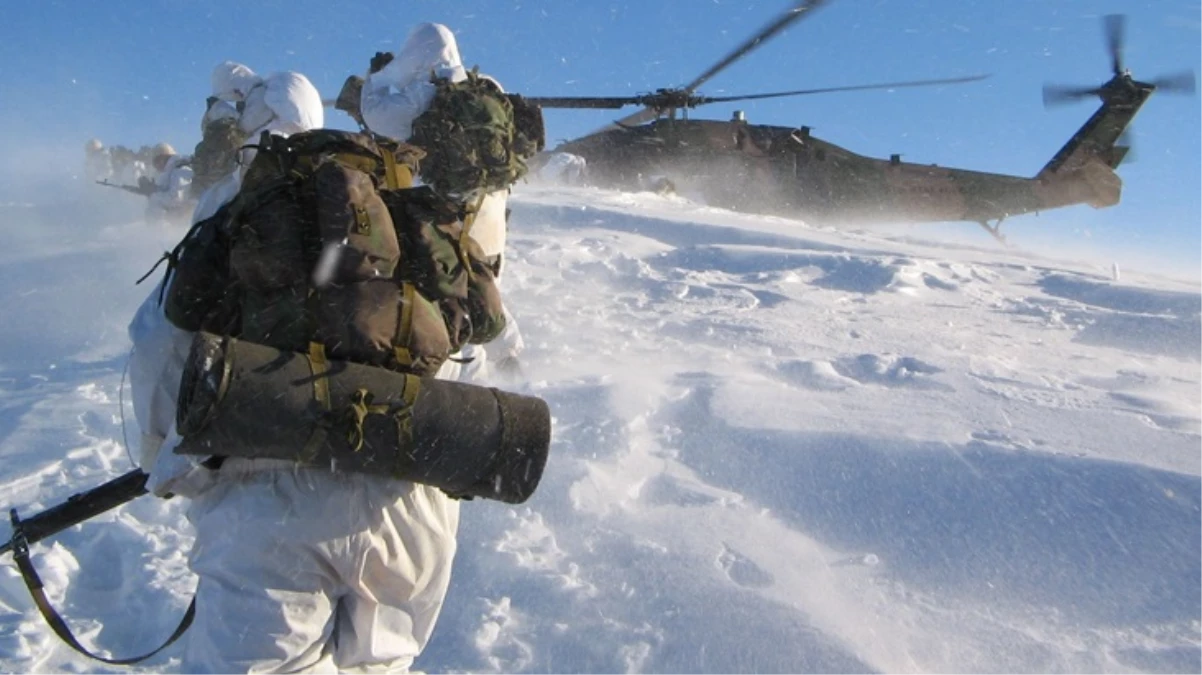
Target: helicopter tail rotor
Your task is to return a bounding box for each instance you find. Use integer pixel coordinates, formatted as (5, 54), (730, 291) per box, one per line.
(1042, 14), (1196, 108)
(1104, 13), (1125, 77)
(1041, 84), (1102, 107)
(1146, 71), (1197, 94)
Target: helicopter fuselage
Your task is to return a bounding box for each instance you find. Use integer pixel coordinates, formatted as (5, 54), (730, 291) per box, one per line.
(551, 113), (1129, 232)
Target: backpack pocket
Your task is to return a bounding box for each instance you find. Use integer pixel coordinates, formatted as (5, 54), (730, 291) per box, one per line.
(163, 207), (237, 333)
(393, 282), (453, 376)
(312, 162), (399, 282)
(437, 236), (506, 348)
(314, 279), (452, 377)
(382, 187), (508, 348)
(382, 188), (470, 301)
(229, 185), (311, 291)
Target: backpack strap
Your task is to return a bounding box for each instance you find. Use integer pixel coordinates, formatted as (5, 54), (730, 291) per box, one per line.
(381, 149), (413, 190)
(299, 341), (333, 463)
(457, 192), (489, 281)
(393, 282), (418, 369)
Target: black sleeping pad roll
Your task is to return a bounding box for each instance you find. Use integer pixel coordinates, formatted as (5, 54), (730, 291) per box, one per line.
(175, 332), (551, 503)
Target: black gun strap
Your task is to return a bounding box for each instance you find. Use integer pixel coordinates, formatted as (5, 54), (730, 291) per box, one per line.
(11, 536), (195, 665)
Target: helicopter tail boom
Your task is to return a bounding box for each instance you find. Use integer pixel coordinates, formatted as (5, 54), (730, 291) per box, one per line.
(1035, 91), (1145, 180)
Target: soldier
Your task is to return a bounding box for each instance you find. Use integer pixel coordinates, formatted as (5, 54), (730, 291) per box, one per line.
(537, 152), (589, 186)
(129, 58), (508, 672)
(83, 138), (111, 182)
(143, 143), (195, 223)
(191, 61), (324, 222)
(108, 144), (149, 186)
(361, 22), (528, 383)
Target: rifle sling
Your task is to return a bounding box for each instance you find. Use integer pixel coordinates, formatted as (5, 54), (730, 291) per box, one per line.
(9, 515), (196, 665)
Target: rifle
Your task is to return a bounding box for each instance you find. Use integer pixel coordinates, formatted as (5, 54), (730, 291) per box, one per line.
(1, 469), (194, 665)
(325, 74), (368, 131)
(1, 469), (148, 558)
(96, 178), (156, 197)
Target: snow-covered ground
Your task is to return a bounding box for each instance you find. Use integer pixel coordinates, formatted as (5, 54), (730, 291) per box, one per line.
(0, 181), (1198, 673)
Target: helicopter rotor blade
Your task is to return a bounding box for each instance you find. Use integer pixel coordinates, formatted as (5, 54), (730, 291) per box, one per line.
(524, 96), (642, 110)
(1042, 83), (1102, 107)
(1104, 14), (1126, 76)
(695, 74), (990, 105)
(682, 0), (829, 94)
(1148, 70), (1197, 94)
(534, 0), (830, 133)
(611, 106), (666, 128)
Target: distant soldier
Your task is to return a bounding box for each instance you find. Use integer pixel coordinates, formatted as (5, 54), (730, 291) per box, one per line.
(108, 144), (150, 186)
(144, 143), (195, 222)
(191, 61), (324, 222)
(136, 145), (165, 179)
(537, 152), (588, 186)
(83, 138), (112, 182)
(93, 142), (194, 223)
(641, 174), (677, 196)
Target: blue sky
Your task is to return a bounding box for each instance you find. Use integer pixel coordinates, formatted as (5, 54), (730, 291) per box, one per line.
(1, 0), (1198, 276)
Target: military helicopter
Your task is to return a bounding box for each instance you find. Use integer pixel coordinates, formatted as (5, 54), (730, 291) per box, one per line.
(527, 1), (1196, 241)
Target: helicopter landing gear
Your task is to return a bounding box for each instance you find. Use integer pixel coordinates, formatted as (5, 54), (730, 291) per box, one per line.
(978, 218), (1008, 245)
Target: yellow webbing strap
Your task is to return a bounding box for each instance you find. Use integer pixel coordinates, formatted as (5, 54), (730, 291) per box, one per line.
(457, 192), (488, 281)
(391, 374), (422, 469)
(400, 373), (421, 407)
(301, 342), (331, 462)
(382, 150), (413, 190)
(308, 342), (331, 409)
(393, 282), (417, 368)
(341, 376), (421, 474)
(385, 149), (415, 369)
(345, 389), (383, 453)
(346, 381), (420, 455)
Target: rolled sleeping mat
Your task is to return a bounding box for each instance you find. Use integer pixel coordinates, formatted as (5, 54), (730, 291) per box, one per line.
(174, 331), (551, 503)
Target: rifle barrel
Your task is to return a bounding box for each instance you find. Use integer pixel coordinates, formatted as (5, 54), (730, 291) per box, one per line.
(1, 470), (149, 557)
(95, 180), (154, 196)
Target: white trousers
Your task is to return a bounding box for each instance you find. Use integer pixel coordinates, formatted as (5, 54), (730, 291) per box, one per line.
(182, 461), (461, 673)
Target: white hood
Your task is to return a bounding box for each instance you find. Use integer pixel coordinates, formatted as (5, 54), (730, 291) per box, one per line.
(375, 23), (467, 90)
(211, 61), (263, 102)
(201, 99), (240, 133)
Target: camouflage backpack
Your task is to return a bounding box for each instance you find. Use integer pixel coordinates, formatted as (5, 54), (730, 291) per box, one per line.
(161, 129), (506, 378)
(409, 68), (545, 202)
(190, 116), (247, 197)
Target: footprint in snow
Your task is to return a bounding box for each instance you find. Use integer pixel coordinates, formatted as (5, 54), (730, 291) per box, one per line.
(716, 543), (774, 589)
(831, 353), (950, 390)
(775, 359), (861, 391)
